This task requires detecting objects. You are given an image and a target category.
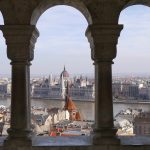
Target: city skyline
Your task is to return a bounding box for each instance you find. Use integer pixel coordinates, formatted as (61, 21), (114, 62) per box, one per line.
(0, 5), (150, 75)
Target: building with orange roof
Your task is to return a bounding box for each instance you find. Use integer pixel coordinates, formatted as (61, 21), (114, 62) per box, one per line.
(64, 95), (77, 121)
(64, 84), (81, 121)
(75, 112), (81, 121)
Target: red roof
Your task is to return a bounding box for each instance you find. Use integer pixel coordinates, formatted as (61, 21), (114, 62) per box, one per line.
(50, 132), (56, 136)
(75, 111), (81, 121)
(64, 96), (77, 111)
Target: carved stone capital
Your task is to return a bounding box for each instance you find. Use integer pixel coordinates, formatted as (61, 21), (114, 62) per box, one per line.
(86, 24), (123, 61)
(0, 25), (39, 61)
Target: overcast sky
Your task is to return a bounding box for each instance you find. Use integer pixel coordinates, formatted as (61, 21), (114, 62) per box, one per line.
(0, 5), (150, 76)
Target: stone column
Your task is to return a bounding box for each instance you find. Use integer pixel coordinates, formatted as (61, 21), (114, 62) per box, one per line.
(86, 24), (123, 145)
(0, 25), (39, 146)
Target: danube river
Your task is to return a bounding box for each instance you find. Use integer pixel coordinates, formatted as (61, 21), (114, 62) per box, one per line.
(1, 98), (150, 120)
(0, 98), (95, 121)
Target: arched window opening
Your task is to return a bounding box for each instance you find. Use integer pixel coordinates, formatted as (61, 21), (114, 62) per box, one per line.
(30, 1), (92, 25)
(31, 6), (94, 137)
(113, 5), (150, 136)
(0, 12), (11, 136)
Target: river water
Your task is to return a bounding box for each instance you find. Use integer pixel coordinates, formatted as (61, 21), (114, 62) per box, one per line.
(1, 98), (150, 121)
(0, 98), (95, 121)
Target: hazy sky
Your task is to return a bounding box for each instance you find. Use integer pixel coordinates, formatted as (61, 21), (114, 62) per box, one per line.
(114, 5), (150, 75)
(0, 5), (150, 76)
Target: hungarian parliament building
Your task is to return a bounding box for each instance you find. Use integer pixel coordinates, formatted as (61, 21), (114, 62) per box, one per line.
(31, 67), (95, 101)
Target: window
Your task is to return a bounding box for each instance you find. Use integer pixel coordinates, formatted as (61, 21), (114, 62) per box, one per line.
(31, 6), (94, 137)
(0, 11), (11, 136)
(113, 5), (150, 137)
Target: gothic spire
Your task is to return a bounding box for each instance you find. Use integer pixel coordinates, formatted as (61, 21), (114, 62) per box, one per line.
(64, 65), (66, 71)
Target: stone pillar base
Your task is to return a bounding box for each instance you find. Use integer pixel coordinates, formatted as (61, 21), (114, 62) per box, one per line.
(91, 128), (120, 145)
(4, 136), (32, 149)
(92, 136), (120, 145)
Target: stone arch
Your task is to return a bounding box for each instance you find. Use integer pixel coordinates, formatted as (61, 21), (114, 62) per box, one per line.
(32, 5), (91, 72)
(116, 4), (150, 71)
(0, 11), (4, 25)
(31, 0), (92, 25)
(0, 10), (10, 77)
(115, 0), (150, 24)
(122, 0), (150, 12)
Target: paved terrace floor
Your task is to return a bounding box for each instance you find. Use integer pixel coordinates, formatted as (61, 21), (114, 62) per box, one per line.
(0, 136), (150, 150)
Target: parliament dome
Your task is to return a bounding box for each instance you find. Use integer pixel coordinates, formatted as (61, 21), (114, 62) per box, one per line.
(60, 66), (69, 78)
